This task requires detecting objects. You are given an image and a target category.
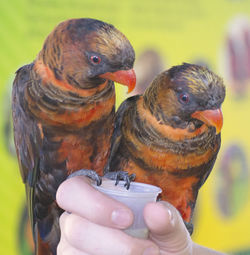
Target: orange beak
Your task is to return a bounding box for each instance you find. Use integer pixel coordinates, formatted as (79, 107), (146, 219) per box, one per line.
(99, 69), (136, 93)
(191, 108), (223, 134)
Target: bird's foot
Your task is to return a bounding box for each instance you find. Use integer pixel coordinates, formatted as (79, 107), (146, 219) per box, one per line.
(67, 169), (102, 186)
(104, 171), (136, 190)
(184, 221), (193, 235)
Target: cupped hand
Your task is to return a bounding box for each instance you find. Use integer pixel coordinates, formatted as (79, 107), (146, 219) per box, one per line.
(56, 176), (226, 255)
(56, 176), (159, 255)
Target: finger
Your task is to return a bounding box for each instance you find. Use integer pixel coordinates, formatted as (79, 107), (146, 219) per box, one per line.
(144, 202), (192, 255)
(57, 238), (89, 255)
(59, 211), (70, 238)
(58, 213), (90, 255)
(63, 213), (159, 255)
(56, 176), (133, 229)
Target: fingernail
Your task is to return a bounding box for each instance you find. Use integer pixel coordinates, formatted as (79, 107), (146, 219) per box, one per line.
(111, 209), (132, 227)
(143, 246), (159, 255)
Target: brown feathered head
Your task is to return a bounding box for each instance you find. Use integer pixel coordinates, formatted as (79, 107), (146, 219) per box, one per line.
(143, 63), (226, 134)
(36, 18), (136, 91)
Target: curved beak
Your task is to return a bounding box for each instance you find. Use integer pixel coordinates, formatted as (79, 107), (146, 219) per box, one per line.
(191, 108), (223, 134)
(99, 69), (136, 93)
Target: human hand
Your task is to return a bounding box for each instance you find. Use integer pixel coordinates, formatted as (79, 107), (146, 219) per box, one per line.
(56, 176), (158, 254)
(56, 176), (226, 255)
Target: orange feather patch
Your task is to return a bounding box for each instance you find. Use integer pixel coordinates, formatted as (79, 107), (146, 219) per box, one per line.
(29, 94), (115, 128)
(34, 60), (108, 97)
(56, 131), (112, 175)
(124, 160), (196, 222)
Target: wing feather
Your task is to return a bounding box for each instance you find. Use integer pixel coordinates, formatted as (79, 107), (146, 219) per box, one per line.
(104, 95), (139, 174)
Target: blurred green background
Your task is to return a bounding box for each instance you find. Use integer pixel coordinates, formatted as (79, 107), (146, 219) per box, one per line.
(1, 0), (250, 254)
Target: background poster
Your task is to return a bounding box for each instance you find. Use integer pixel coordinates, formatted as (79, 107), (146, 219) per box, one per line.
(0, 0), (250, 254)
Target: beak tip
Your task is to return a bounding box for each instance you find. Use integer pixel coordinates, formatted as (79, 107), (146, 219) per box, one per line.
(216, 122), (223, 134)
(127, 79), (136, 93)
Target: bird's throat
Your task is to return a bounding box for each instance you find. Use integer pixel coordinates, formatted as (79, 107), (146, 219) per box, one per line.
(137, 97), (208, 141)
(27, 60), (115, 128)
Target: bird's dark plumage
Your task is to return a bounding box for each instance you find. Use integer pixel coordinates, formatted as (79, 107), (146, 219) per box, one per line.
(105, 63), (225, 232)
(12, 18), (135, 254)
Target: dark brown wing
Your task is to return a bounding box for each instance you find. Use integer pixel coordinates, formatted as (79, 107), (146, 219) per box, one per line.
(12, 64), (38, 183)
(12, 64), (65, 255)
(12, 64), (41, 233)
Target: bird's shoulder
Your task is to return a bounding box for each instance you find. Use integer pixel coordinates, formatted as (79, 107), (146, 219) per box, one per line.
(115, 95), (139, 128)
(13, 63), (34, 90)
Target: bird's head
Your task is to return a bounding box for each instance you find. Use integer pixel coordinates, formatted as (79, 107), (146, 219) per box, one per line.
(143, 63), (226, 134)
(37, 18), (136, 92)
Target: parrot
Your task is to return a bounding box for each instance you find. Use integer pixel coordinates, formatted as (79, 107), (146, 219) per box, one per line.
(12, 18), (136, 255)
(104, 63), (225, 234)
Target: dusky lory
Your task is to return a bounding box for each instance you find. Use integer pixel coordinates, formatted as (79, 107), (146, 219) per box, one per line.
(12, 18), (136, 255)
(105, 63), (225, 233)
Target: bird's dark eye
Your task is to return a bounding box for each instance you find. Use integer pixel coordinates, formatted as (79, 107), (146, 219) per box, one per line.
(179, 93), (190, 103)
(90, 55), (101, 64)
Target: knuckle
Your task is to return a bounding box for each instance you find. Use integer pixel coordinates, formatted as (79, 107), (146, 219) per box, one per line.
(59, 211), (68, 228)
(57, 242), (65, 255)
(64, 214), (87, 245)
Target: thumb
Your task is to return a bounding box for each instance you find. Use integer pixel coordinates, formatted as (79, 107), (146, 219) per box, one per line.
(144, 201), (193, 255)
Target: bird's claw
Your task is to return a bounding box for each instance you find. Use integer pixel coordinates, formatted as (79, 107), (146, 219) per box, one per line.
(67, 169), (102, 186)
(104, 171), (136, 190)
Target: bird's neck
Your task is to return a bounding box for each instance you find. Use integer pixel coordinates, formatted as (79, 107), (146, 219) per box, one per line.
(123, 97), (218, 161)
(138, 97), (208, 142)
(34, 59), (109, 98)
(25, 60), (115, 129)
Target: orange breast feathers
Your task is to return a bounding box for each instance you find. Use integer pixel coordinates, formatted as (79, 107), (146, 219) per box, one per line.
(32, 97), (115, 128)
(56, 132), (112, 175)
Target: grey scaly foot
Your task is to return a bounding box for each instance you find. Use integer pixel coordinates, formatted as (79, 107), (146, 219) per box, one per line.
(104, 171), (136, 189)
(67, 169), (102, 186)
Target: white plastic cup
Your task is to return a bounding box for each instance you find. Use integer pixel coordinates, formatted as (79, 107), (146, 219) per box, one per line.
(93, 179), (162, 239)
